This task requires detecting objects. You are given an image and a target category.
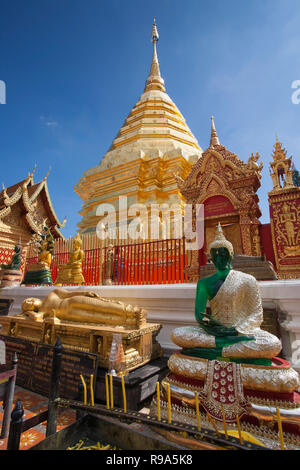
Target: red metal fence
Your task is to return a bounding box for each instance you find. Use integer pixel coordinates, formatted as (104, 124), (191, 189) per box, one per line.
(24, 235), (190, 285)
(103, 238), (189, 285)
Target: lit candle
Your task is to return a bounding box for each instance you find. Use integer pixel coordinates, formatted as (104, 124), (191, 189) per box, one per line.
(167, 383), (172, 424)
(236, 415), (243, 445)
(276, 408), (285, 450)
(80, 374), (87, 405)
(221, 404), (228, 440)
(105, 373), (110, 409)
(109, 373), (114, 409)
(156, 382), (161, 421)
(90, 374), (94, 406)
(121, 374), (127, 413)
(207, 412), (220, 438)
(194, 391), (201, 431)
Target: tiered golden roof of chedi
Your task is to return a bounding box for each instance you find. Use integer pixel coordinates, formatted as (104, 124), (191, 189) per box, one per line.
(75, 20), (203, 234)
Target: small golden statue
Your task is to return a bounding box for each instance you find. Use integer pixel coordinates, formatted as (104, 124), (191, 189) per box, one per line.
(55, 234), (85, 285)
(103, 244), (114, 285)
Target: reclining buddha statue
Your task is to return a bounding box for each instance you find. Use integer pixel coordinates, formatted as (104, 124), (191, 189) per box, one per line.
(172, 223), (282, 364)
(20, 288), (146, 329)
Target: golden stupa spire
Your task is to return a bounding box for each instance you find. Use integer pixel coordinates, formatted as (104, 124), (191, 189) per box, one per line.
(209, 116), (220, 148)
(144, 18), (165, 93)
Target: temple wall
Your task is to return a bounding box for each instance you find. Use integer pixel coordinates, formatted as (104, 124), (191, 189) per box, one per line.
(259, 223), (276, 267)
(0, 281), (300, 373)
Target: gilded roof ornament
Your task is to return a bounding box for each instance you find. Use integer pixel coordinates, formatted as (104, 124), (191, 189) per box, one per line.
(209, 116), (220, 148)
(144, 18), (165, 93)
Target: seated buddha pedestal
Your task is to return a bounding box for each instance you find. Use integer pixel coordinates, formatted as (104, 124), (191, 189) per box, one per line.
(151, 224), (300, 448)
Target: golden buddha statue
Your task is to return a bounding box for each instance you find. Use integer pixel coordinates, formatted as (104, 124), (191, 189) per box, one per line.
(5, 288), (162, 371)
(23, 226), (54, 284)
(55, 234), (85, 285)
(20, 288), (147, 329)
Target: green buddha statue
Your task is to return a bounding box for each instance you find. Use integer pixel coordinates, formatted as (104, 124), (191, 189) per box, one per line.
(171, 223), (282, 365)
(1, 244), (22, 271)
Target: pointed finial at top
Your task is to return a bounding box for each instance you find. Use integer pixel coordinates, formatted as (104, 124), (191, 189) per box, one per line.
(43, 166), (51, 181)
(209, 116), (220, 148)
(152, 17), (159, 42)
(144, 18), (165, 93)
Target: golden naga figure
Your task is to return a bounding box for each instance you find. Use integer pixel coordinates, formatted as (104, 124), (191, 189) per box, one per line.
(55, 234), (85, 285)
(23, 225), (54, 285)
(20, 288), (146, 329)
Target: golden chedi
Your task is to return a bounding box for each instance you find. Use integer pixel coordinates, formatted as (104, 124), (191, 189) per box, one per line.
(55, 234), (85, 285)
(1, 288), (162, 371)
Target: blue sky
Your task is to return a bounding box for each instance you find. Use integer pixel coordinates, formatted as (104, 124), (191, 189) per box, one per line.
(0, 0), (299, 238)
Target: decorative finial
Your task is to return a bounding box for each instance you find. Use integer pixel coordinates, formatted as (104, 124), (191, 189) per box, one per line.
(209, 116), (220, 148)
(152, 17), (159, 42)
(144, 18), (165, 92)
(43, 166), (51, 181)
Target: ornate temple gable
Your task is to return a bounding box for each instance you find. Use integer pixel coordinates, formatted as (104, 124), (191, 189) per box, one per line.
(178, 139), (261, 216)
(178, 117), (264, 267)
(0, 170), (66, 249)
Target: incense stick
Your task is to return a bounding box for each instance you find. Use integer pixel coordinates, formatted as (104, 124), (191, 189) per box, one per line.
(221, 404), (228, 440)
(276, 407), (285, 450)
(105, 373), (110, 409)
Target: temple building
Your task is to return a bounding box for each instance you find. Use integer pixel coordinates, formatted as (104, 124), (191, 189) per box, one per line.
(0, 168), (66, 267)
(74, 20), (203, 236)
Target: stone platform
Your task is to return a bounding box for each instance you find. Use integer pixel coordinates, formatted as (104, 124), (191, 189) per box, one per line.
(95, 357), (169, 410)
(0, 270), (23, 287)
(0, 314), (162, 372)
(199, 254), (278, 281)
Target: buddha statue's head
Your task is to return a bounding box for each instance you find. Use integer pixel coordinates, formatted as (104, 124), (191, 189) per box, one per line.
(73, 234), (82, 250)
(22, 297), (42, 313)
(40, 239), (48, 251)
(209, 223), (234, 271)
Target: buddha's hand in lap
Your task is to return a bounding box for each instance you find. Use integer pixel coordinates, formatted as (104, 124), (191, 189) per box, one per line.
(198, 314), (238, 337)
